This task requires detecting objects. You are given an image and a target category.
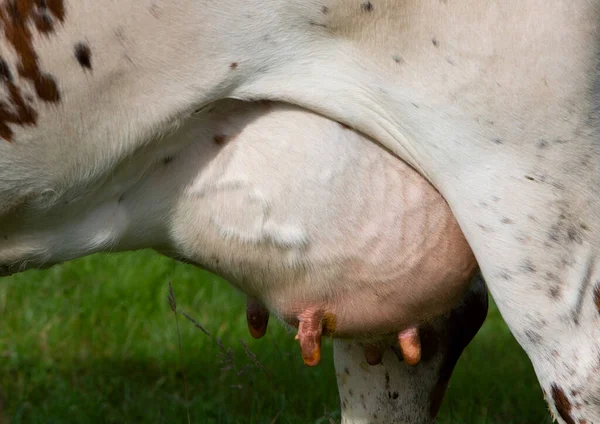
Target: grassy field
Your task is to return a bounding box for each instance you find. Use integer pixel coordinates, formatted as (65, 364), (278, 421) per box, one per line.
(0, 250), (552, 423)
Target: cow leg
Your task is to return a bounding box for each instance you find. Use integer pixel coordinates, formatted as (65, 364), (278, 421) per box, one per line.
(334, 275), (488, 424)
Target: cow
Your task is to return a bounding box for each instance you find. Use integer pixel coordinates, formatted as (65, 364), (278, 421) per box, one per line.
(0, 0), (596, 422)
(2, 86), (488, 420)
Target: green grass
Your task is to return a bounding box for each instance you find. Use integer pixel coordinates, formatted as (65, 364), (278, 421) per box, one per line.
(0, 250), (551, 423)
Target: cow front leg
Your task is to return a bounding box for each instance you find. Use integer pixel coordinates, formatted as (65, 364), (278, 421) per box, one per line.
(334, 275), (488, 424)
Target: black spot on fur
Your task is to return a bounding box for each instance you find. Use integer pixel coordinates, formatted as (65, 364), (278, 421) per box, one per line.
(492, 138), (503, 144)
(361, 1), (373, 12)
(321, 6), (329, 14)
(0, 58), (13, 82)
(432, 38), (439, 47)
(74, 43), (92, 70)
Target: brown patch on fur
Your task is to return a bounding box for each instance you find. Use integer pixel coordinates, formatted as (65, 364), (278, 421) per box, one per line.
(552, 385), (575, 424)
(0, 64), (37, 141)
(0, 0), (64, 141)
(229, 62), (238, 70)
(213, 134), (227, 145)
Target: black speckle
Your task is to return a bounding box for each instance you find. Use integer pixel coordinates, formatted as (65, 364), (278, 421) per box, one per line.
(321, 6), (329, 14)
(525, 329), (542, 345)
(118, 195), (125, 203)
(392, 392), (399, 400)
(385, 371), (390, 390)
(567, 226), (583, 244)
(0, 58), (13, 82)
(501, 217), (513, 224)
(411, 102), (420, 108)
(392, 55), (403, 64)
(308, 20), (328, 28)
(344, 367), (350, 375)
(537, 140), (549, 149)
(525, 175), (535, 181)
(548, 225), (560, 242)
(229, 62), (238, 70)
(432, 37), (439, 47)
(74, 42), (92, 70)
(492, 138), (503, 145)
(162, 156), (174, 165)
(361, 1), (373, 12)
(348, 389), (354, 396)
(520, 259), (537, 274)
(549, 285), (561, 299)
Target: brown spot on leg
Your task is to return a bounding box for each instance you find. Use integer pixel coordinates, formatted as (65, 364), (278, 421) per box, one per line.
(551, 384), (575, 424)
(246, 297), (269, 339)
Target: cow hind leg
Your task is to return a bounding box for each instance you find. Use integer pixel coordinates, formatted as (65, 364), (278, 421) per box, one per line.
(334, 274), (488, 424)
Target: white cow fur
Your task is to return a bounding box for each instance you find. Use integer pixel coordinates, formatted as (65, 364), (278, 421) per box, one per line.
(0, 0), (599, 422)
